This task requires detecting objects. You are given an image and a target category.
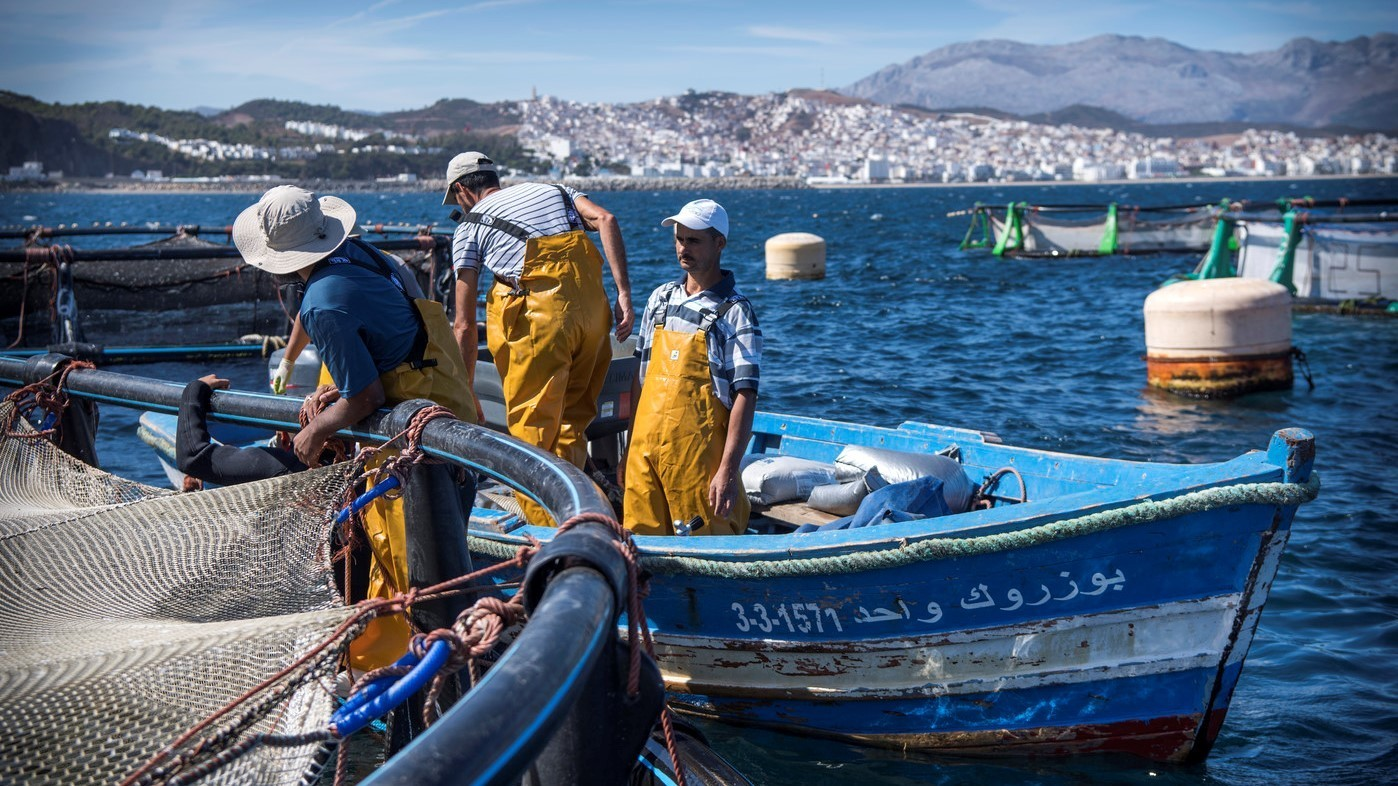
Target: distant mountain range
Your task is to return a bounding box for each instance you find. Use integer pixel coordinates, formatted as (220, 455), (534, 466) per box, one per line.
(3, 34), (1394, 179)
(842, 34), (1398, 129)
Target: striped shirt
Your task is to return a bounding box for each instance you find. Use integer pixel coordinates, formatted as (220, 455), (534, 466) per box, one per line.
(636, 270), (761, 409)
(450, 182), (586, 282)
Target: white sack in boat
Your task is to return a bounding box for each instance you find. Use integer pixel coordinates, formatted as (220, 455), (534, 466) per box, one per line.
(806, 467), (887, 516)
(741, 455), (841, 505)
(834, 446), (974, 512)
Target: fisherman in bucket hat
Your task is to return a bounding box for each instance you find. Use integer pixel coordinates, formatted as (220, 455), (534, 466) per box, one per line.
(234, 184), (476, 672)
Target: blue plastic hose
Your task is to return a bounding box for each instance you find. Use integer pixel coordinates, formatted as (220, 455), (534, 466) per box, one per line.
(331, 639), (452, 737)
(335, 475), (402, 525)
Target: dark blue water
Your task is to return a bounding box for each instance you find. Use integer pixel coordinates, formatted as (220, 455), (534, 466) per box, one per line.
(3, 178), (1395, 785)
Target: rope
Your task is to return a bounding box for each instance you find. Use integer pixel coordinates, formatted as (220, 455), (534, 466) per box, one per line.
(123, 407), (674, 784)
(124, 538), (542, 786)
(353, 404), (457, 495)
(238, 333), (288, 356)
(1, 358), (96, 442)
(4, 245), (65, 350)
(471, 474), (1320, 580)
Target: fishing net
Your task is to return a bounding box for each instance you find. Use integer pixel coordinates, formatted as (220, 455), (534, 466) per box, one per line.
(988, 209), (1217, 255)
(1, 233), (286, 350)
(0, 400), (359, 786)
(1235, 220), (1398, 301)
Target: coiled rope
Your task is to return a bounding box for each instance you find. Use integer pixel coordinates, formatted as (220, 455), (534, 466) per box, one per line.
(1, 358), (96, 442)
(470, 474), (1320, 580)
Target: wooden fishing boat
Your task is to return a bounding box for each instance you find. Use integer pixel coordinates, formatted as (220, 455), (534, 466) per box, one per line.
(466, 411), (1318, 763)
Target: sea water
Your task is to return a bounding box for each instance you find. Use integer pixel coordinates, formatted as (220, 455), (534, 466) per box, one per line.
(2, 178), (1395, 785)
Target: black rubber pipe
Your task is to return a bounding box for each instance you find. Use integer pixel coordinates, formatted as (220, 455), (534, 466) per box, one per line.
(363, 567), (616, 786)
(0, 355), (609, 523)
(0, 236), (447, 262)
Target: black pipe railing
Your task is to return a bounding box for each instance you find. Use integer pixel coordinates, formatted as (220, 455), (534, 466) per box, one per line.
(364, 568), (614, 786)
(0, 224), (234, 240)
(0, 236), (448, 263)
(0, 354), (596, 517)
(355, 222), (455, 236)
(0, 354), (654, 785)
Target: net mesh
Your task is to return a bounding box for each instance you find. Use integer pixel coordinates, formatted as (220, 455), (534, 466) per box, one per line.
(2, 234), (287, 349)
(0, 401), (359, 786)
(989, 210), (1217, 255)
(1235, 220), (1398, 301)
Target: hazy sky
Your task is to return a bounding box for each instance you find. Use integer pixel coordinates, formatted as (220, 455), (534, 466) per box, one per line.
(2, 0), (1395, 113)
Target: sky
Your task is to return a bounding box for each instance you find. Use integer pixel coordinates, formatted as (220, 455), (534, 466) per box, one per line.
(1, 0), (1395, 114)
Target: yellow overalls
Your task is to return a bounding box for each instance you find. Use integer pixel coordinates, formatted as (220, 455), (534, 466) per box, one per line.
(486, 229), (611, 526)
(347, 296), (476, 671)
(313, 249), (477, 672)
(623, 315), (749, 537)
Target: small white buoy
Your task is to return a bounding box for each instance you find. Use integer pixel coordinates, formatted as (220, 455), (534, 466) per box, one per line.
(870, 213), (884, 221)
(1143, 278), (1293, 397)
(766, 232), (826, 280)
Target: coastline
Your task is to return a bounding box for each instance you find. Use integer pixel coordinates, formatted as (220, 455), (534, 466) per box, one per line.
(1, 172), (1393, 196)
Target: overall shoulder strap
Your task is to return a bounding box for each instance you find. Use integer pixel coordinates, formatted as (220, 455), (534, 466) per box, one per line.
(343, 238), (408, 293)
(554, 184), (582, 230)
(697, 297), (741, 334)
(339, 239), (436, 370)
(458, 210), (534, 242)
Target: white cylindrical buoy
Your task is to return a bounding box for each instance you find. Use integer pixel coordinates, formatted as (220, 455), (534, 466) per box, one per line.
(1143, 278), (1293, 398)
(765, 232), (826, 280)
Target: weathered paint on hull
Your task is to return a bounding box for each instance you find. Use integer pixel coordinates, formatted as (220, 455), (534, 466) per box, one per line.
(675, 699), (1227, 761)
(1145, 352), (1293, 398)
(468, 420), (1315, 762)
(661, 647), (1250, 762)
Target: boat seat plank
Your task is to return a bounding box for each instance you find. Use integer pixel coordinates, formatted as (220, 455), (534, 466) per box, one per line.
(752, 501), (838, 529)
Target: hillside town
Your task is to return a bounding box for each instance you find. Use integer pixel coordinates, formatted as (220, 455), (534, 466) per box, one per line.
(10, 91), (1397, 186)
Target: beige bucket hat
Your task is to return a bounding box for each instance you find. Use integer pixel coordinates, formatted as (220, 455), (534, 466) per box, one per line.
(233, 185), (357, 274)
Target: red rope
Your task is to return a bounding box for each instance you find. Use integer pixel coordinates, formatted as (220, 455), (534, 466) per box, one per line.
(4, 245), (65, 351)
(2, 359), (96, 441)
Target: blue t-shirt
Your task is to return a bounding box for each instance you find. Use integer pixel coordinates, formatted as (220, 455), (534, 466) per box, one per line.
(300, 239), (418, 399)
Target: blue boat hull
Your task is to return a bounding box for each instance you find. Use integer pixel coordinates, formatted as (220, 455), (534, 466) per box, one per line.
(468, 413), (1315, 762)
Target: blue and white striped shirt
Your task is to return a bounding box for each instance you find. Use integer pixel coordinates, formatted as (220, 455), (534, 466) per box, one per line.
(450, 182), (586, 282)
(635, 270), (761, 409)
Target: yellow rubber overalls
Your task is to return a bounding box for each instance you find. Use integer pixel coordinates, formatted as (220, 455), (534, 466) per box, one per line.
(313, 243), (477, 671)
(623, 306), (748, 537)
(486, 228), (611, 527)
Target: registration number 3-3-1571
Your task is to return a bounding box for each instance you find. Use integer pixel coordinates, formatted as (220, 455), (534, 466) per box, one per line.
(730, 602), (844, 634)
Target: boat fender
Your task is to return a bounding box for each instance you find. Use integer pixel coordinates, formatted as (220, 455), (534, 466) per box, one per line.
(834, 445), (975, 513)
(806, 467), (887, 516)
(522, 522), (630, 616)
(740, 455), (842, 506)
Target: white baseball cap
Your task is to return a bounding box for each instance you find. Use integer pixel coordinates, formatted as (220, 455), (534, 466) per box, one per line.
(662, 199), (729, 238)
(232, 185), (356, 274)
(441, 151), (498, 205)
